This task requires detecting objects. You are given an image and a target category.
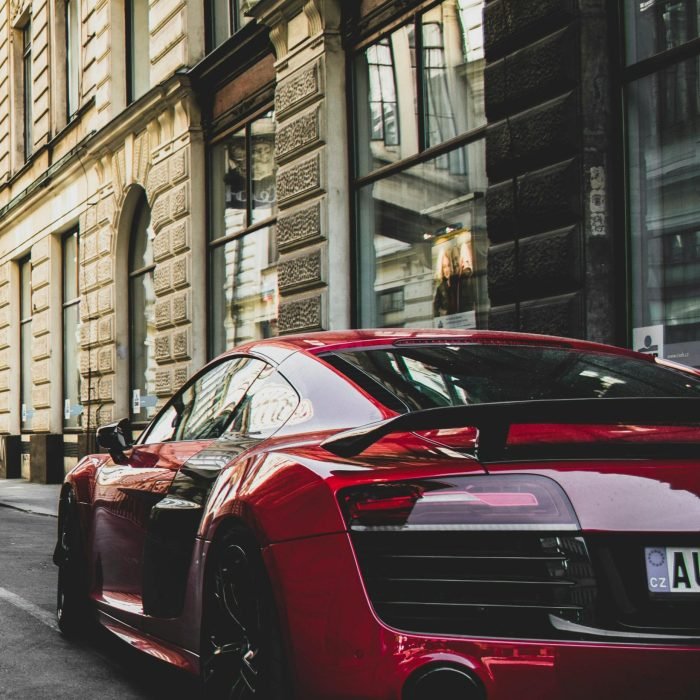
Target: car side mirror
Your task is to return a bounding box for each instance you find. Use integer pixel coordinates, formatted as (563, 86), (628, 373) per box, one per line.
(97, 418), (134, 464)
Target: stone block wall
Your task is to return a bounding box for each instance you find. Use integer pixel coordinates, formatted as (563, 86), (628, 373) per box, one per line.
(253, 0), (351, 333)
(483, 0), (585, 338)
(0, 262), (12, 435)
(483, 0), (616, 342)
(78, 105), (199, 428)
(274, 63), (327, 333)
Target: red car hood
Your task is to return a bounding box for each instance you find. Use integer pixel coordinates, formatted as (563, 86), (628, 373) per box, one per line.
(489, 460), (700, 533)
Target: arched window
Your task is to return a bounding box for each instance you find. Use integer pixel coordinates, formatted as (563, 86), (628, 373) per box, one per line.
(128, 191), (156, 425)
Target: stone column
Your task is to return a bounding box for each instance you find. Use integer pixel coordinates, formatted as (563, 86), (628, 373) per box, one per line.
(250, 0), (351, 333)
(483, 0), (616, 343)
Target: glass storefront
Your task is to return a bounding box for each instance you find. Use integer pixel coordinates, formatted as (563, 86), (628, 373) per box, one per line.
(354, 0), (488, 330)
(62, 231), (81, 429)
(209, 110), (278, 356)
(19, 257), (32, 431)
(625, 1), (700, 367)
(129, 192), (157, 424)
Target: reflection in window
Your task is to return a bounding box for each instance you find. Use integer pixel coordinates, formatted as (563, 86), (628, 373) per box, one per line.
(354, 0), (485, 176)
(625, 0), (700, 65)
(66, 0), (80, 117)
(326, 345), (700, 414)
(207, 0), (252, 49)
(63, 231), (81, 429)
(211, 227), (278, 353)
(129, 192), (157, 423)
(357, 142), (487, 330)
(19, 257), (32, 430)
(209, 111), (278, 356)
(226, 365), (299, 435)
(367, 38), (399, 145)
(143, 357), (268, 443)
(126, 0), (149, 103)
(23, 22), (32, 161)
(354, 1), (487, 332)
(626, 29), (700, 365)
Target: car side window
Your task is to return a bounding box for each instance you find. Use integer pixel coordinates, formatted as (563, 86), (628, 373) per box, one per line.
(142, 356), (267, 444)
(226, 365), (300, 436)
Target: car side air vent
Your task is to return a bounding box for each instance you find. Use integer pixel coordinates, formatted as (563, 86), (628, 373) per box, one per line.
(351, 531), (597, 639)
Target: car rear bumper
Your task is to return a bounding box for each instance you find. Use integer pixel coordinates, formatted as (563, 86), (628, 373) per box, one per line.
(266, 533), (700, 700)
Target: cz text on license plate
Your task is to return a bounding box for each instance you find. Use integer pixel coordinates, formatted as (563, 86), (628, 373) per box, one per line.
(645, 547), (700, 594)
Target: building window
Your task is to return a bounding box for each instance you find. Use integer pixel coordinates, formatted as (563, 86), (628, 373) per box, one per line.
(128, 192), (156, 425)
(367, 38), (399, 145)
(208, 110), (277, 357)
(65, 0), (80, 117)
(19, 257), (32, 431)
(22, 22), (32, 161)
(206, 0), (251, 49)
(624, 0), (700, 368)
(353, 0), (487, 330)
(63, 232), (81, 429)
(126, 0), (149, 103)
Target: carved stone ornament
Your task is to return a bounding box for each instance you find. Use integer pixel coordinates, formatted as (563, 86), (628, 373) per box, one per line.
(278, 295), (323, 334)
(275, 107), (320, 161)
(276, 154), (321, 205)
(278, 250), (323, 294)
(277, 201), (322, 252)
(10, 1), (28, 23)
(275, 63), (320, 118)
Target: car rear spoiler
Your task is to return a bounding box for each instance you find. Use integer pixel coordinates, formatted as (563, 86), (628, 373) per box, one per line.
(321, 397), (700, 461)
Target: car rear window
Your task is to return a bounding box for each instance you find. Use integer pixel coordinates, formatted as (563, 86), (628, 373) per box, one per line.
(321, 345), (700, 413)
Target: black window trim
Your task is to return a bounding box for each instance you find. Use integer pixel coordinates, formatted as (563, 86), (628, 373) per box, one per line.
(138, 353), (270, 445)
(62, 229), (81, 431)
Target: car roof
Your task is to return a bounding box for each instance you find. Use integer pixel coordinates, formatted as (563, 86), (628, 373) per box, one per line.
(227, 329), (655, 365)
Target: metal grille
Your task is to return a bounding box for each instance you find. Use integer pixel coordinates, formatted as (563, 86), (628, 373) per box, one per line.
(352, 531), (597, 639)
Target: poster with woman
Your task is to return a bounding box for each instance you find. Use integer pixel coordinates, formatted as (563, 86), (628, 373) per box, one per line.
(432, 228), (476, 329)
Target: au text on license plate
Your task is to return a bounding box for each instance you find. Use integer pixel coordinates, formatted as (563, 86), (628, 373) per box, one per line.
(645, 547), (700, 593)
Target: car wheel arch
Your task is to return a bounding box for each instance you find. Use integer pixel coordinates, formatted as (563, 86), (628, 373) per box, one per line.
(198, 517), (293, 698)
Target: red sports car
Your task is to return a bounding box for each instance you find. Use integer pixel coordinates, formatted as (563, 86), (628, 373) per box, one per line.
(54, 329), (700, 699)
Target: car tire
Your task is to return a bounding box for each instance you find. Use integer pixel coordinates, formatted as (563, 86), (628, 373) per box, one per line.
(55, 488), (90, 637)
(200, 526), (291, 700)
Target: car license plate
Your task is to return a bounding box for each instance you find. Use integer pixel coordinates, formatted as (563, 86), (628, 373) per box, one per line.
(645, 547), (700, 594)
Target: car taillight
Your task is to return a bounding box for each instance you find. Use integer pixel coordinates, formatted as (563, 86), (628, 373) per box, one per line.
(339, 475), (579, 531)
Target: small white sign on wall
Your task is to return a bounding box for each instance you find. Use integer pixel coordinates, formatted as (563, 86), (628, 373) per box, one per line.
(132, 389), (141, 414)
(632, 324), (664, 358)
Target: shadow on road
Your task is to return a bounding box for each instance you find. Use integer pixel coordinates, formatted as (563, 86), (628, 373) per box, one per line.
(68, 625), (201, 699)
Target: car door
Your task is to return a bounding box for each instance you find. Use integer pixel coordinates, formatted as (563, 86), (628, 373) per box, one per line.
(90, 355), (267, 617)
(140, 362), (303, 622)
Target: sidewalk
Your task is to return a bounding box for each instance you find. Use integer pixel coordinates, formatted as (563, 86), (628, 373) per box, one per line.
(0, 479), (61, 517)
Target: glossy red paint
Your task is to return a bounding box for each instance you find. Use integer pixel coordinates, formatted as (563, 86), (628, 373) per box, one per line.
(266, 533), (700, 700)
(489, 461), (700, 532)
(56, 330), (700, 699)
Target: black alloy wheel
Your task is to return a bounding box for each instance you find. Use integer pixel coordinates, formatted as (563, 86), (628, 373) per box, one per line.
(55, 488), (90, 636)
(201, 528), (289, 700)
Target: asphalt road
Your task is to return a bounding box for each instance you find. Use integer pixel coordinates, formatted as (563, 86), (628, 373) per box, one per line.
(0, 505), (200, 698)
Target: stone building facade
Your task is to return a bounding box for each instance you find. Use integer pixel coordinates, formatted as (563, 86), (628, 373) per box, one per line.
(0, 0), (697, 481)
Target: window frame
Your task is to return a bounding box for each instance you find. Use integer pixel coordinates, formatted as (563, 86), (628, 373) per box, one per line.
(206, 0), (250, 50)
(62, 230), (81, 431)
(128, 192), (156, 428)
(65, 0), (80, 118)
(207, 105), (278, 358)
(22, 22), (32, 161)
(19, 256), (32, 432)
(352, 2), (487, 190)
(139, 354), (300, 444)
(125, 0), (149, 104)
(621, 0), (700, 359)
(350, 0), (488, 329)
